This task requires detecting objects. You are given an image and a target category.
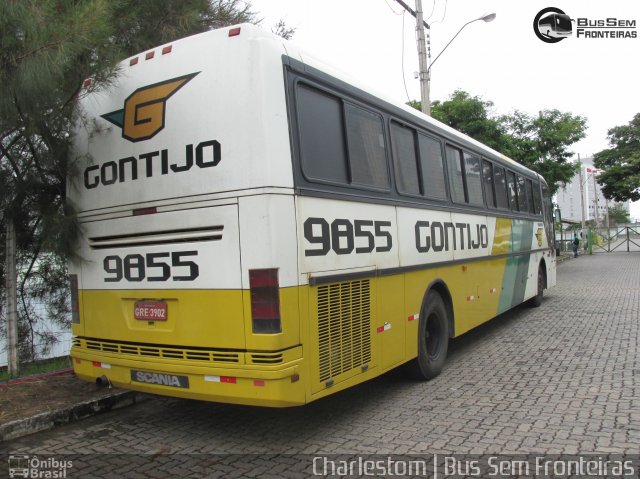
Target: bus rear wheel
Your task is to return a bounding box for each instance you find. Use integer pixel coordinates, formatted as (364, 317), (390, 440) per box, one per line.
(527, 264), (545, 308)
(408, 291), (449, 380)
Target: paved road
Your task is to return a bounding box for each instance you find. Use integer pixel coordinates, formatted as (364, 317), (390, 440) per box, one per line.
(2, 253), (639, 477)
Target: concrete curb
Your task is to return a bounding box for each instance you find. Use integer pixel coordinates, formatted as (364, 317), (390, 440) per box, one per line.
(556, 254), (574, 263)
(0, 390), (149, 442)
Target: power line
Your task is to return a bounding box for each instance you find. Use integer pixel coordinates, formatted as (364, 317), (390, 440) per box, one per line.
(392, 0), (430, 29)
(401, 12), (411, 103)
(430, 0), (448, 25)
(424, 0), (436, 22)
(383, 0), (403, 15)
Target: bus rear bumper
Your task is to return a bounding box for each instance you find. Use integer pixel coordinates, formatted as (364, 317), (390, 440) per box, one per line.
(71, 348), (306, 408)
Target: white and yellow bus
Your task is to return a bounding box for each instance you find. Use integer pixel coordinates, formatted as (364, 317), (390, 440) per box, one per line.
(69, 24), (556, 407)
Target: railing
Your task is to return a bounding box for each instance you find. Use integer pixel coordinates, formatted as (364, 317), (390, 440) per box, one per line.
(590, 226), (640, 253)
(555, 224), (640, 255)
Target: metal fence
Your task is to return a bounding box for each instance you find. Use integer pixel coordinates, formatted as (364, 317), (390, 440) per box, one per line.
(590, 225), (640, 253)
(556, 224), (640, 255)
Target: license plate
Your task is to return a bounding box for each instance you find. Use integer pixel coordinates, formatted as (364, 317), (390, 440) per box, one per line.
(131, 370), (189, 388)
(134, 301), (167, 321)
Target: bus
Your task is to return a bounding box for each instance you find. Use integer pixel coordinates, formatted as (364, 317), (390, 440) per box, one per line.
(69, 24), (556, 407)
(538, 13), (573, 39)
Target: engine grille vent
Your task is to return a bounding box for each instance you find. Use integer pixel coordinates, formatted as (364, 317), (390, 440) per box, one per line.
(317, 279), (371, 382)
(75, 338), (240, 364)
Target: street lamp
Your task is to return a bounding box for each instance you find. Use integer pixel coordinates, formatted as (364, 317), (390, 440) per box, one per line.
(429, 13), (496, 73)
(420, 12), (496, 115)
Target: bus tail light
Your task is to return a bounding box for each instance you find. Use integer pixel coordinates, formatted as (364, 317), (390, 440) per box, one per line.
(249, 269), (281, 334)
(70, 274), (80, 324)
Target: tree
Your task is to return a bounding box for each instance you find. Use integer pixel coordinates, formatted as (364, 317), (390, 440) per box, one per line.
(271, 19), (296, 40)
(607, 204), (631, 226)
(1, 0), (121, 370)
(409, 91), (587, 195)
(0, 0), (257, 367)
(429, 90), (504, 151)
(501, 109), (586, 195)
(593, 113), (640, 202)
(109, 0), (258, 54)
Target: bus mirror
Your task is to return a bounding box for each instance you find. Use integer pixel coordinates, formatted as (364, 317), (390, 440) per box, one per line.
(554, 208), (562, 223)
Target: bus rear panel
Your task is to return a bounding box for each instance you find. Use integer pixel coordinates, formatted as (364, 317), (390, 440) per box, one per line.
(70, 25), (306, 407)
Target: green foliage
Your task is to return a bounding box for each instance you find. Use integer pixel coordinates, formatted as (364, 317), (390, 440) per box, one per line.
(607, 204), (631, 225)
(1, 0), (257, 362)
(110, 0), (257, 56)
(409, 91), (587, 195)
(0, 355), (71, 382)
(593, 113), (640, 202)
(430, 90), (504, 151)
(1, 2), (122, 363)
(501, 109), (585, 195)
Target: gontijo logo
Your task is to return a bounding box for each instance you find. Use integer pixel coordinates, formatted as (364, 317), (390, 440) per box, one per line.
(102, 72), (199, 142)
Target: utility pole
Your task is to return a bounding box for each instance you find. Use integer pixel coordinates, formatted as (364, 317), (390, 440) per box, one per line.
(414, 0), (431, 115)
(578, 163), (586, 230)
(592, 171), (600, 227)
(5, 215), (19, 377)
(393, 0), (431, 115)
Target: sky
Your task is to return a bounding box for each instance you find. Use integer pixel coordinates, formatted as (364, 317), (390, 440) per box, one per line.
(250, 0), (640, 220)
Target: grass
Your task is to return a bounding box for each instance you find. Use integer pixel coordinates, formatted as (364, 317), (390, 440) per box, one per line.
(0, 355), (72, 382)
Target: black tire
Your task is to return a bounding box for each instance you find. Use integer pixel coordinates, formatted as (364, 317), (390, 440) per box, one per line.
(527, 265), (545, 308)
(407, 291), (449, 380)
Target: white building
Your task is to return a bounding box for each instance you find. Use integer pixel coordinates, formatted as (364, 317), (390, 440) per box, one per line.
(555, 157), (629, 226)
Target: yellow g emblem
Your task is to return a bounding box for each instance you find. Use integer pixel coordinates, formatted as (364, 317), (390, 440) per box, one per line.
(536, 228), (543, 247)
(102, 72), (199, 142)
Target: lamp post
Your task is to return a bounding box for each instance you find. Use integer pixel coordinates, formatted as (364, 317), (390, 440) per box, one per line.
(420, 12), (496, 115)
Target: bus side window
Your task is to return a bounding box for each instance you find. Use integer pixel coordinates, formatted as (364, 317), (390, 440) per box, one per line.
(525, 179), (536, 215)
(418, 133), (447, 200)
(445, 146), (465, 204)
(532, 180), (542, 215)
(296, 84), (348, 184)
(345, 103), (389, 189)
(463, 152), (483, 206)
(517, 175), (530, 213)
(391, 122), (420, 196)
(506, 171), (518, 211)
(482, 159), (496, 208)
(494, 166), (509, 209)
(542, 183), (554, 241)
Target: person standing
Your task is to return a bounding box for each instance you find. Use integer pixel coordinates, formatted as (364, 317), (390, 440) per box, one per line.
(572, 233), (579, 257)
